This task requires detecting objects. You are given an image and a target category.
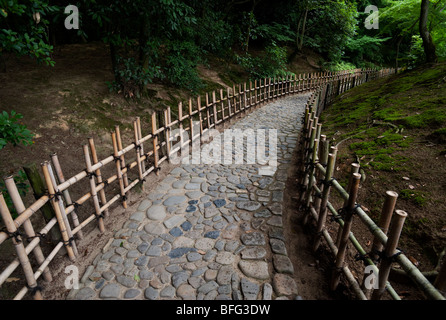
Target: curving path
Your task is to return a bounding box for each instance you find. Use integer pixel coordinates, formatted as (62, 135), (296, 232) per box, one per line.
(67, 93), (310, 300)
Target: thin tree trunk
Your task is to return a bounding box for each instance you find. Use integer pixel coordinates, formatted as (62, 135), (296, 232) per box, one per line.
(139, 18), (150, 70)
(419, 0), (438, 63)
(244, 0), (258, 53)
(298, 7), (308, 51)
(296, 14), (302, 48)
(395, 36), (403, 71)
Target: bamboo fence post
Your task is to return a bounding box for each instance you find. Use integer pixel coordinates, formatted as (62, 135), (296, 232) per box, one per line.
(197, 97), (204, 136)
(241, 83), (245, 112)
(83, 144), (105, 233)
(23, 164), (59, 231)
(260, 78), (264, 103)
(50, 153), (83, 238)
(362, 190), (398, 298)
(267, 78), (272, 102)
(227, 88), (233, 118)
(273, 77), (278, 99)
(115, 125), (129, 189)
(152, 112), (160, 176)
(133, 119), (144, 188)
(164, 107), (172, 162)
(371, 191), (399, 262)
(239, 84), (244, 112)
(372, 210), (408, 300)
(220, 89), (225, 120)
(22, 164), (61, 243)
(136, 117), (146, 176)
(178, 101), (184, 152)
(248, 81), (252, 107)
(4, 176), (53, 282)
(315, 122), (322, 142)
(299, 121), (314, 200)
(0, 192), (43, 300)
(232, 84), (236, 114)
(41, 161), (76, 262)
(87, 139), (108, 217)
(212, 91), (218, 126)
(335, 162), (361, 247)
(330, 172), (361, 291)
(254, 80), (258, 106)
(46, 164), (78, 256)
(313, 134), (329, 210)
(304, 138), (319, 210)
(157, 112), (166, 159)
(313, 151), (337, 252)
(205, 94), (211, 129)
(111, 131), (127, 208)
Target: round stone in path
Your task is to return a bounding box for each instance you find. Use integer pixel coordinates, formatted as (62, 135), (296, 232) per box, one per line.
(272, 273), (298, 296)
(75, 287), (95, 300)
(138, 199), (152, 211)
(238, 260), (270, 280)
(100, 283), (121, 299)
(215, 251), (235, 265)
(195, 238), (215, 251)
(241, 247), (267, 260)
(146, 205), (167, 221)
(163, 195), (187, 206)
(241, 278), (260, 300)
(177, 284), (196, 300)
(240, 232), (266, 246)
(236, 201), (261, 212)
(144, 222), (166, 235)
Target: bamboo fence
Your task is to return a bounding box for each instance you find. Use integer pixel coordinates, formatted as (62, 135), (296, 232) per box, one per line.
(2, 67), (439, 300)
(298, 80), (446, 300)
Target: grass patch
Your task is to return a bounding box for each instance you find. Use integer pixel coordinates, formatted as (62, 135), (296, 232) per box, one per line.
(400, 189), (429, 207)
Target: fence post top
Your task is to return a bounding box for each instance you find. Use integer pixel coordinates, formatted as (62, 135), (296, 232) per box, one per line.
(386, 190), (399, 198)
(395, 209), (408, 217)
(3, 175), (14, 181)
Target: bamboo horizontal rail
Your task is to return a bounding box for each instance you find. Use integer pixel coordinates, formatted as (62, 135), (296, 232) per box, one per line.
(0, 67), (406, 300)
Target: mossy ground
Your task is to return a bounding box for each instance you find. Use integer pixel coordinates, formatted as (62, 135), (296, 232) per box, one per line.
(320, 63), (446, 272)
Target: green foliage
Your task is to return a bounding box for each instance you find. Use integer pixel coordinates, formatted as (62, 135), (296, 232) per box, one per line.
(236, 42), (292, 80)
(0, 109), (33, 219)
(322, 60), (357, 72)
(345, 35), (390, 66)
(164, 40), (203, 92)
(107, 56), (162, 98)
(303, 0), (358, 62)
(0, 111), (34, 150)
(400, 189), (429, 207)
(379, 0), (446, 67)
(400, 110), (446, 129)
(0, 0), (57, 66)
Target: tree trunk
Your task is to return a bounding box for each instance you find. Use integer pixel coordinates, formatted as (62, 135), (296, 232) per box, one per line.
(419, 0), (438, 63)
(395, 36), (403, 71)
(139, 18), (150, 71)
(296, 14), (302, 48)
(298, 7), (308, 51)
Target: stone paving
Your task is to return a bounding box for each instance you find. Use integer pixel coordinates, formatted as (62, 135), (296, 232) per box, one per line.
(68, 93), (310, 300)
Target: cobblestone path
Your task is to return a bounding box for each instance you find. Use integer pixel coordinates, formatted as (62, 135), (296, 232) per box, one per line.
(68, 93), (310, 300)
